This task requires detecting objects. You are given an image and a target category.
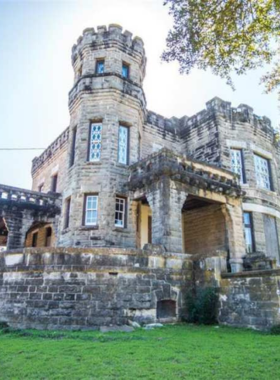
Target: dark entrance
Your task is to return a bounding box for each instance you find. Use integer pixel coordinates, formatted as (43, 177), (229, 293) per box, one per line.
(157, 300), (176, 319)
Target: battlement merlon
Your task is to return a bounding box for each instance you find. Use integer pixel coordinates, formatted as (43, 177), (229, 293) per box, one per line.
(71, 24), (146, 69)
(31, 127), (69, 176)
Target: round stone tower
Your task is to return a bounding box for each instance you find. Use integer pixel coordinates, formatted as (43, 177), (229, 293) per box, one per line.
(59, 24), (147, 247)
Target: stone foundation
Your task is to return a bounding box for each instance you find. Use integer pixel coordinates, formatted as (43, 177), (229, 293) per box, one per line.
(0, 248), (192, 330)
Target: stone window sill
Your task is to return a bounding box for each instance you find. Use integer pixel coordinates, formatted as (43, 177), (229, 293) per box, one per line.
(85, 161), (102, 166)
(61, 228), (70, 235)
(79, 225), (99, 231)
(113, 227), (129, 234)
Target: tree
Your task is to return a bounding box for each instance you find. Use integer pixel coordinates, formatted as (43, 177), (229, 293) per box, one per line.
(162, 0), (280, 93)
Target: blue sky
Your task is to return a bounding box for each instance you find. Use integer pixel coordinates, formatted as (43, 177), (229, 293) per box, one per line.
(0, 0), (278, 189)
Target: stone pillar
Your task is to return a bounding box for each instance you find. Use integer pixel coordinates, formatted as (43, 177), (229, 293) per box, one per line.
(147, 179), (186, 253)
(222, 203), (246, 272)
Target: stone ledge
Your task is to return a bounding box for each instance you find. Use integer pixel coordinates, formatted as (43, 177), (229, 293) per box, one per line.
(222, 268), (280, 279)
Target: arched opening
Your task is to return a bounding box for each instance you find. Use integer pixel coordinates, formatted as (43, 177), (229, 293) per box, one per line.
(25, 222), (55, 248)
(157, 300), (176, 320)
(182, 195), (226, 255)
(136, 196), (152, 249)
(0, 217), (8, 252)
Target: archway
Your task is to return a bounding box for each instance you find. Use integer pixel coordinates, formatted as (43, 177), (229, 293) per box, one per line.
(136, 196), (152, 249)
(0, 217), (8, 252)
(182, 195), (227, 255)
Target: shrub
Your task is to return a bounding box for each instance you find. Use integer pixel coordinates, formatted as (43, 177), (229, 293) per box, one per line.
(0, 321), (10, 333)
(270, 324), (280, 335)
(186, 287), (218, 325)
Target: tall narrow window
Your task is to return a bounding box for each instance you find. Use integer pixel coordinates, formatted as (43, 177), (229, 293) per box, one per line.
(65, 198), (71, 229)
(243, 212), (254, 254)
(96, 59), (104, 74)
(115, 197), (126, 228)
(84, 195), (98, 226)
(118, 125), (129, 165)
(230, 149), (245, 184)
(45, 227), (52, 247)
(38, 184), (44, 193)
(51, 174), (58, 193)
(89, 123), (102, 162)
(70, 127), (77, 167)
(122, 62), (129, 78)
(32, 232), (38, 248)
(254, 154), (272, 190)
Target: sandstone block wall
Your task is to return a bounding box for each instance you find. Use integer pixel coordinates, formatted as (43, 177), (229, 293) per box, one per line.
(0, 248), (192, 330)
(183, 204), (226, 255)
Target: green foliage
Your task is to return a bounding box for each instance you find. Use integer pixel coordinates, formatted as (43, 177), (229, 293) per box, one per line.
(1, 325), (280, 379)
(0, 321), (10, 333)
(270, 324), (280, 335)
(186, 287), (219, 325)
(162, 0), (280, 91)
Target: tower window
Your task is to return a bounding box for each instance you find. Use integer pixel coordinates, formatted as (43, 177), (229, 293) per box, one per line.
(51, 174), (58, 193)
(70, 127), (77, 167)
(118, 125), (129, 165)
(243, 212), (255, 254)
(64, 197), (71, 229)
(84, 195), (98, 226)
(122, 62), (129, 78)
(89, 123), (102, 162)
(254, 154), (272, 190)
(96, 59), (105, 74)
(115, 197), (127, 228)
(230, 149), (245, 184)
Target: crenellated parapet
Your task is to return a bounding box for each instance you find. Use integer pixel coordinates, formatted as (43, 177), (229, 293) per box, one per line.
(31, 127), (69, 175)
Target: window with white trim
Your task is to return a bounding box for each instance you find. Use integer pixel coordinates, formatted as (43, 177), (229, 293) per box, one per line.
(115, 197), (126, 228)
(254, 154), (271, 190)
(89, 123), (102, 162)
(118, 125), (129, 165)
(243, 212), (254, 254)
(85, 195), (98, 226)
(230, 149), (245, 184)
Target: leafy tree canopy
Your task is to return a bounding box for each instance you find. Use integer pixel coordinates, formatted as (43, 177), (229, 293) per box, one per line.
(162, 0), (280, 92)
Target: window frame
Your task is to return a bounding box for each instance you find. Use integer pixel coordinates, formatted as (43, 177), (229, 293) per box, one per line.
(230, 148), (246, 184)
(51, 174), (58, 193)
(88, 122), (103, 162)
(95, 59), (105, 74)
(32, 231), (38, 248)
(115, 196), (127, 228)
(122, 62), (130, 79)
(243, 212), (255, 254)
(70, 126), (77, 167)
(254, 153), (273, 191)
(83, 194), (99, 226)
(118, 124), (130, 165)
(64, 197), (71, 229)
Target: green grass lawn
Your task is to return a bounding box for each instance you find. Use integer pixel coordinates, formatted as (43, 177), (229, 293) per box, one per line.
(0, 324), (279, 379)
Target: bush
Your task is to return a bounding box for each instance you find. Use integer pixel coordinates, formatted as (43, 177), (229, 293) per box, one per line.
(0, 321), (10, 333)
(270, 324), (280, 335)
(186, 287), (218, 325)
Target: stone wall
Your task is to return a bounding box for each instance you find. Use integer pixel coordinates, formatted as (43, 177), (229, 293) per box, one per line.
(32, 128), (69, 194)
(0, 248), (192, 330)
(219, 270), (280, 330)
(183, 204), (226, 255)
(193, 254), (280, 330)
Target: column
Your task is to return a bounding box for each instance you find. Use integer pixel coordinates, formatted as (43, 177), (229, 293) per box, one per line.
(147, 178), (186, 253)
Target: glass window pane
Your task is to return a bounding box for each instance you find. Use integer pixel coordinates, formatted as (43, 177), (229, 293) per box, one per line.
(89, 123), (102, 162)
(230, 149), (244, 184)
(85, 196), (98, 225)
(118, 126), (128, 165)
(254, 154), (271, 190)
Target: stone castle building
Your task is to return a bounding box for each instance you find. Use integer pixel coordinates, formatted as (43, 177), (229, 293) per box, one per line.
(0, 25), (280, 330)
